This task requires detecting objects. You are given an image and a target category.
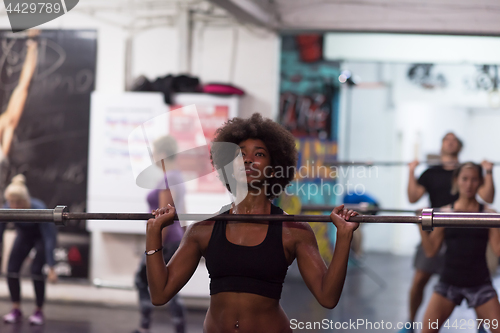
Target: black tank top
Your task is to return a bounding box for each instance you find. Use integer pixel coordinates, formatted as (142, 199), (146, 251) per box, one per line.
(204, 204), (289, 299)
(440, 204), (491, 287)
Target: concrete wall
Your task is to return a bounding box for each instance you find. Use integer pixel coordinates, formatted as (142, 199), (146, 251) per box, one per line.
(191, 24), (279, 119)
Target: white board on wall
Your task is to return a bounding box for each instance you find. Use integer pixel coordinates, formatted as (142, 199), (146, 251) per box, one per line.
(86, 92), (240, 233)
(87, 92), (168, 233)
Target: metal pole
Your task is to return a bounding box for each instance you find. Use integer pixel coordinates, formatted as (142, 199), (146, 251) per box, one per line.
(64, 212), (420, 224)
(0, 208), (419, 223)
(65, 212), (154, 221)
(344, 85), (353, 161)
(178, 7), (192, 74)
(301, 205), (418, 214)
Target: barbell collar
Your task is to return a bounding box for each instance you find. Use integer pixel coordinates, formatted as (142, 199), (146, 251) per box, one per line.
(54, 205), (69, 226)
(420, 208), (434, 231)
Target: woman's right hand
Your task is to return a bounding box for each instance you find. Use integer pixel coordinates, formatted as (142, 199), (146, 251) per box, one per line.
(147, 204), (176, 230)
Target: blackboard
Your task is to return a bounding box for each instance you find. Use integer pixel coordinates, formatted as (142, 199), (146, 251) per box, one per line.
(0, 29), (97, 234)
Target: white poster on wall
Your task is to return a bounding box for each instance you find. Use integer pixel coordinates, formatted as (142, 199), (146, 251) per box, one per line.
(87, 92), (240, 233)
(87, 92), (168, 233)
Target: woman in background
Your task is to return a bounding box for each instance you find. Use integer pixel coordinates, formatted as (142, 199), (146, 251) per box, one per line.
(132, 135), (186, 333)
(420, 162), (500, 333)
(1, 174), (57, 325)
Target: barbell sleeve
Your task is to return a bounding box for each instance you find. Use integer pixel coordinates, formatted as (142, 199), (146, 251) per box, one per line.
(0, 208), (56, 222)
(432, 211), (500, 228)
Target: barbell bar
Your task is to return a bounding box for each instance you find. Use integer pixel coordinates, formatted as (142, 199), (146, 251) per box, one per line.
(1, 206), (500, 231)
(322, 160), (499, 167)
(301, 205), (419, 214)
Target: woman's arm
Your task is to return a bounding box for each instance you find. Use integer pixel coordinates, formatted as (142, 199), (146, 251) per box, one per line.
(39, 223), (57, 267)
(478, 160), (494, 203)
(146, 205), (202, 306)
(408, 161), (426, 203)
(40, 223), (58, 283)
(1, 37), (38, 156)
(419, 226), (445, 257)
(489, 229), (500, 257)
(0, 222), (5, 242)
(295, 205), (358, 309)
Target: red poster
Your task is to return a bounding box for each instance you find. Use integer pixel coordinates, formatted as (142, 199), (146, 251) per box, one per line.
(169, 105), (229, 192)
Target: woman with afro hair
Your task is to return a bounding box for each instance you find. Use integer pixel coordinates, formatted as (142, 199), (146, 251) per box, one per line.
(145, 113), (359, 333)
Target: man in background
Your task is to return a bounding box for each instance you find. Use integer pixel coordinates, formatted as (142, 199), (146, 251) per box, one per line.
(400, 132), (495, 333)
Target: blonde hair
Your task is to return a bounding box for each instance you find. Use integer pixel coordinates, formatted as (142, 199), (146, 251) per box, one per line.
(4, 174), (31, 203)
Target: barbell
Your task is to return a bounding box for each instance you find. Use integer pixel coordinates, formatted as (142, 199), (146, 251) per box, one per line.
(1, 206), (500, 231)
(322, 160), (498, 167)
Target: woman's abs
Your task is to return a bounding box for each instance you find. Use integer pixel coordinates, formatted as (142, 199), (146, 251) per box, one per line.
(203, 293), (291, 333)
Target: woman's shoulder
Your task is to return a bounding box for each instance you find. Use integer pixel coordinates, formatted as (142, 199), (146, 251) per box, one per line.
(184, 220), (216, 240)
(282, 217), (316, 242)
(279, 210), (314, 232)
(186, 220), (215, 231)
(437, 204), (452, 212)
(183, 205), (229, 236)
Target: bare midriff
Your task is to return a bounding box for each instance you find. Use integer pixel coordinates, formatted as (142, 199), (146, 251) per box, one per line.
(203, 292), (292, 333)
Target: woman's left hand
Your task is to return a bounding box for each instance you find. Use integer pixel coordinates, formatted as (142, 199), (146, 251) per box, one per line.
(330, 205), (360, 235)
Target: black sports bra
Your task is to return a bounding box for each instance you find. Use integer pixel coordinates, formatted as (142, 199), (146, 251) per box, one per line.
(204, 204), (289, 299)
(440, 203), (490, 287)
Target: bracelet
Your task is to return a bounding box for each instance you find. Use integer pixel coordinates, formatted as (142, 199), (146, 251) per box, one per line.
(145, 247), (163, 256)
(486, 170), (493, 175)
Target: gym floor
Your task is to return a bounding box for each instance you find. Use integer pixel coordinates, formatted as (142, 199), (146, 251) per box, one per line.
(0, 253), (499, 333)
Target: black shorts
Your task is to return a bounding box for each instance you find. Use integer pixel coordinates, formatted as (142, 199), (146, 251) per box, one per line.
(434, 281), (498, 308)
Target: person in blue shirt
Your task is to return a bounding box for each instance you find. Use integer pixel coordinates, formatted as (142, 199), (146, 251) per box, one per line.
(343, 193), (379, 207)
(0, 174), (57, 325)
(343, 192), (379, 258)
